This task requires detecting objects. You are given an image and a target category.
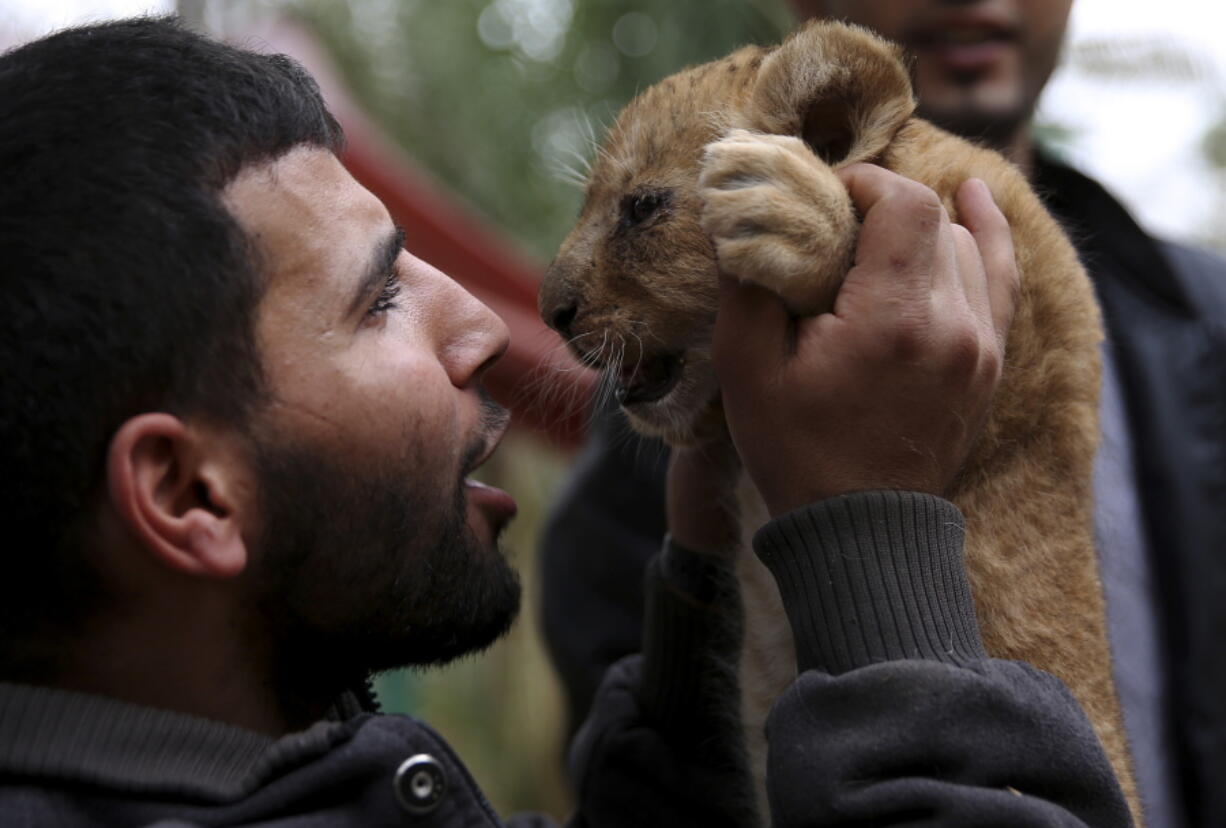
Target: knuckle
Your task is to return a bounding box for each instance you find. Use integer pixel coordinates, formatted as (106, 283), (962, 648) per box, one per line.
(899, 183), (946, 229)
(981, 331), (1006, 371)
(887, 319), (929, 362)
(900, 179), (942, 209)
(934, 317), (995, 390)
(981, 347), (1004, 384)
(946, 329), (982, 376)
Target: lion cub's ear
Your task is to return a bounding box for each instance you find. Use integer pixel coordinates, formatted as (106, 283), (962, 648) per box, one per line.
(747, 21), (915, 167)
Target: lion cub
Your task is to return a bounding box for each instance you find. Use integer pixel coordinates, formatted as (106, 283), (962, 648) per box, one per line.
(540, 20), (1139, 823)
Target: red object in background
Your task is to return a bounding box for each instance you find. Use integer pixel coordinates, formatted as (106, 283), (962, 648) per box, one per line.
(255, 18), (594, 449)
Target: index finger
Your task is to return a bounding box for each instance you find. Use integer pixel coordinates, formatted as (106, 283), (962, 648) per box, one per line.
(836, 163), (947, 295)
(713, 275), (790, 388)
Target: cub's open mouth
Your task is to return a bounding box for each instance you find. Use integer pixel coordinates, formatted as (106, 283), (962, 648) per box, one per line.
(614, 352), (683, 407)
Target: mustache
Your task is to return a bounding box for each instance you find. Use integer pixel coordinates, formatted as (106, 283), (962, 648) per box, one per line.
(459, 389), (511, 477)
(480, 389), (511, 436)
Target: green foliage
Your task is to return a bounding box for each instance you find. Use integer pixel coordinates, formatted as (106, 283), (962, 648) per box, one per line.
(1204, 109), (1226, 172)
(1031, 120), (1080, 162)
(292, 0), (790, 259)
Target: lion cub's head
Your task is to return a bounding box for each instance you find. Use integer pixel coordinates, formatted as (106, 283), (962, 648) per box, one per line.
(540, 22), (915, 445)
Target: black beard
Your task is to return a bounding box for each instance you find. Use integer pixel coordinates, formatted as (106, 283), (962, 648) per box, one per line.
(246, 422), (521, 704)
(919, 107), (1025, 155)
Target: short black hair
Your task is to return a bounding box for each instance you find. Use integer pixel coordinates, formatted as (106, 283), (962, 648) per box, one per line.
(0, 16), (344, 671)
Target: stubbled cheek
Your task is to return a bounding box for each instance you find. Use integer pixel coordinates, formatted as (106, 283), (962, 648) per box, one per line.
(266, 398), (349, 436)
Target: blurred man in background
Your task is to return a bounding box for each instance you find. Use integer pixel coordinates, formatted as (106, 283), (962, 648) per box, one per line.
(541, 3), (1226, 827)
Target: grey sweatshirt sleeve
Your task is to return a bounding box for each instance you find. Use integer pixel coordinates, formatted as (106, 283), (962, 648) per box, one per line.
(565, 537), (757, 828)
(754, 491), (1132, 827)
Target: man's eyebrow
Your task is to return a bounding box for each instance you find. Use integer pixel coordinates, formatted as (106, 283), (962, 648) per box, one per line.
(347, 225), (406, 318)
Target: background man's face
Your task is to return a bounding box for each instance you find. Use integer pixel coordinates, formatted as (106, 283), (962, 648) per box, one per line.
(791, 0), (1074, 145)
(222, 147), (521, 679)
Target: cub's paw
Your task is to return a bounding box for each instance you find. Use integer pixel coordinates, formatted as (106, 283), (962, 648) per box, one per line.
(699, 128), (857, 315)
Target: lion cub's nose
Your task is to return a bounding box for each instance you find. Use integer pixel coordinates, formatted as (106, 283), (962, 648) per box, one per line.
(547, 302), (579, 339)
(539, 264), (582, 339)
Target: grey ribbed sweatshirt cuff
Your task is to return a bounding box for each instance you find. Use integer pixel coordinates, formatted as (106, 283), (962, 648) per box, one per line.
(754, 490), (987, 676)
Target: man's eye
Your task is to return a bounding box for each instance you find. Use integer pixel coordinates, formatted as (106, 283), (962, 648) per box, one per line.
(367, 273), (402, 317)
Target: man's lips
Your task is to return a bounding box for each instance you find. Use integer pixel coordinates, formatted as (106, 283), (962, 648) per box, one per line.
(463, 402), (517, 526)
(465, 477), (518, 526)
(906, 14), (1018, 74)
(930, 40), (1011, 74)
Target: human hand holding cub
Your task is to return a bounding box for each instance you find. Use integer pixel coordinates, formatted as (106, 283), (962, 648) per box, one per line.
(711, 162), (1020, 517)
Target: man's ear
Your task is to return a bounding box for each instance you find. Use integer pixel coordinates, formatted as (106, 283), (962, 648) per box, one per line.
(106, 413), (249, 579)
(747, 20), (915, 167)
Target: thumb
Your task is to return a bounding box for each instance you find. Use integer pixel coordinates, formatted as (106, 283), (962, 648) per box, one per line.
(713, 275), (791, 389)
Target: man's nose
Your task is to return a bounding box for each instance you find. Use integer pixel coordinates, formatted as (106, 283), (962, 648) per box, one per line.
(438, 273), (510, 389)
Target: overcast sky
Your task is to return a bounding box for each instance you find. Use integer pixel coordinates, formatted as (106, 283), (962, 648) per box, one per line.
(3, 0), (1224, 245)
(1043, 0), (1226, 245)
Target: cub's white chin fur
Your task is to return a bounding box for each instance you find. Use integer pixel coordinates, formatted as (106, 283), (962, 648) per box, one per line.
(624, 399), (698, 443)
(626, 389), (725, 449)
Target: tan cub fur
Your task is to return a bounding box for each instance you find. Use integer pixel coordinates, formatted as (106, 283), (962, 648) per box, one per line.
(540, 21), (1139, 823)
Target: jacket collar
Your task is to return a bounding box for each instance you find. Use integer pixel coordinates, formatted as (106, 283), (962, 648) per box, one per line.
(0, 681), (356, 802)
(1031, 151), (1194, 316)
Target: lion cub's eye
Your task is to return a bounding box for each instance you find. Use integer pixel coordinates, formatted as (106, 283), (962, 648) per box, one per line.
(620, 189), (670, 228)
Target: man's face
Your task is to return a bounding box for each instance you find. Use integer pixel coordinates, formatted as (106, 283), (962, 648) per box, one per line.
(790, 0), (1073, 146)
(223, 147), (520, 677)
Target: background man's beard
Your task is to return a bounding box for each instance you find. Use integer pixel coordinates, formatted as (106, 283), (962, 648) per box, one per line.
(917, 102), (1027, 155)
(247, 431), (522, 695)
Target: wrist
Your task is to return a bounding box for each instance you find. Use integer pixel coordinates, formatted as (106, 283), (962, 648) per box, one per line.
(751, 463), (950, 519)
(665, 440), (742, 555)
